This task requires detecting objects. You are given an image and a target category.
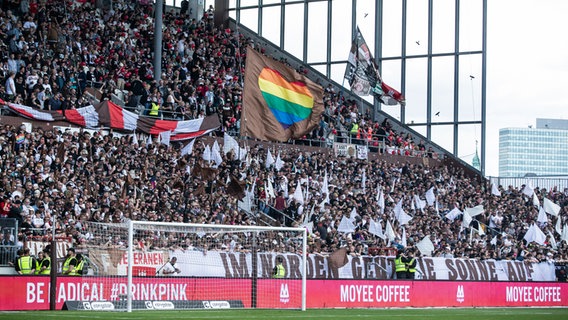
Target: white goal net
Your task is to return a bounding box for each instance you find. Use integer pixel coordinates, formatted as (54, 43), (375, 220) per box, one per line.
(79, 221), (307, 311)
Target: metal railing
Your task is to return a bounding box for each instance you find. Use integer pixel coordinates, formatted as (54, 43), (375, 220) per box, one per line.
(488, 176), (568, 190)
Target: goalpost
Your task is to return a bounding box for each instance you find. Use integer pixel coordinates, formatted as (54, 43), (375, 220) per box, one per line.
(80, 220), (307, 312)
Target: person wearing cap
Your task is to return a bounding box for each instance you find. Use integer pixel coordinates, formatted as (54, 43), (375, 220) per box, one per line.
(62, 248), (78, 275)
(272, 256), (286, 279)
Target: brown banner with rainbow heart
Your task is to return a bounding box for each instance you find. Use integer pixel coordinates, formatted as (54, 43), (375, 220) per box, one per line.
(241, 47), (324, 142)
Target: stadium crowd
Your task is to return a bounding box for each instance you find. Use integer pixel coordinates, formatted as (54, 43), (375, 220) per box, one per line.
(0, 0), (567, 273)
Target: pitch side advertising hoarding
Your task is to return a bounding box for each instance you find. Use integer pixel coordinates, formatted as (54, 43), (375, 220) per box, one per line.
(1, 276), (566, 310)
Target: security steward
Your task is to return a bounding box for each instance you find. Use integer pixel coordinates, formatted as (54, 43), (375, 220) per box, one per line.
(405, 249), (417, 279)
(15, 248), (37, 275)
(37, 245), (51, 275)
(272, 256), (286, 278)
(62, 248), (78, 275)
(394, 250), (407, 279)
(71, 254), (85, 276)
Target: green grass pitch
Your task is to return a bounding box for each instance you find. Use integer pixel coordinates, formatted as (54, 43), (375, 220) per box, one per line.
(1, 308), (567, 320)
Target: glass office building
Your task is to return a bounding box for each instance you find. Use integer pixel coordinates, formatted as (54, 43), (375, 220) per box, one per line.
(499, 119), (568, 177)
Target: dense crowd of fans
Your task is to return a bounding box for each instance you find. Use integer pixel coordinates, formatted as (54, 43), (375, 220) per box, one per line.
(0, 0), (433, 155)
(1, 122), (567, 266)
(0, 0), (567, 276)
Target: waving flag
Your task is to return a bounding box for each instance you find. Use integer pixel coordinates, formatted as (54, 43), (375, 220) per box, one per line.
(344, 27), (405, 106)
(491, 183), (501, 197)
(338, 216), (357, 234)
(523, 223), (546, 245)
(180, 139), (196, 157)
(2, 99), (220, 141)
(4, 101), (65, 121)
(64, 105), (99, 128)
(425, 187), (436, 206)
(543, 198), (561, 216)
(266, 149), (275, 168)
(369, 219), (385, 239)
(416, 236), (435, 257)
(242, 47), (324, 142)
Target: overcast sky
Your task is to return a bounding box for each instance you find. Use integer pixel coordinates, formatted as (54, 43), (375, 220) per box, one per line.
(483, 0), (568, 176)
(204, 0), (567, 177)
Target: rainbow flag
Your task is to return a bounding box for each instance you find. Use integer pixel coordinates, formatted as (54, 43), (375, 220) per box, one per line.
(257, 68), (315, 129)
(242, 48), (324, 142)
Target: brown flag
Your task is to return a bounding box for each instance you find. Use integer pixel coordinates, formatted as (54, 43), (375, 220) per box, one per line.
(241, 48), (324, 142)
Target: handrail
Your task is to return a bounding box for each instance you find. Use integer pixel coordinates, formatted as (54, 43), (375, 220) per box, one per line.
(262, 202), (296, 227)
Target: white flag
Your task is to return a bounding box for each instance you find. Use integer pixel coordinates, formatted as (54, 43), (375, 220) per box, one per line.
(369, 219), (385, 239)
(238, 146), (248, 161)
(523, 223), (546, 245)
(414, 195), (426, 212)
(491, 183), (501, 196)
(146, 134), (153, 145)
(377, 186), (385, 214)
(466, 205), (484, 217)
(212, 145), (223, 167)
(321, 171), (330, 204)
(532, 192), (540, 207)
(537, 206), (548, 224)
(266, 149), (275, 169)
(302, 204), (315, 226)
(212, 140), (221, 153)
(425, 187), (435, 206)
(159, 130), (171, 146)
(394, 199), (403, 218)
(416, 235), (435, 257)
(132, 132), (139, 146)
(337, 216), (356, 233)
(462, 210), (472, 227)
(282, 175), (289, 198)
(292, 180), (304, 205)
(543, 198), (561, 216)
(385, 220), (396, 242)
(522, 183), (534, 197)
(394, 199), (412, 225)
(556, 216), (562, 235)
(548, 230), (558, 250)
(397, 208), (412, 226)
(401, 227), (407, 248)
(445, 207), (462, 221)
(349, 207), (359, 223)
(490, 235), (497, 246)
(223, 132), (240, 156)
(202, 145), (212, 161)
(180, 139), (196, 157)
(274, 152), (284, 171)
(266, 178), (276, 199)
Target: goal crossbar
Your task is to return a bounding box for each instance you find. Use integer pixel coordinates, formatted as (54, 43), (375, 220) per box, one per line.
(124, 220), (307, 312)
